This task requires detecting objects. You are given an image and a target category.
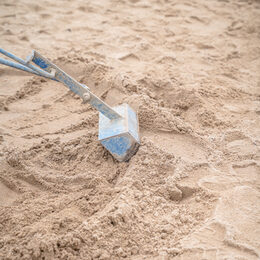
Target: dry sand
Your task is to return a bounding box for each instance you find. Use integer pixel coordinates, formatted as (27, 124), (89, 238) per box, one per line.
(0, 0), (260, 259)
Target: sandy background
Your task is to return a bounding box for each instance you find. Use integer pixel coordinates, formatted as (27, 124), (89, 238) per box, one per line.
(0, 0), (260, 259)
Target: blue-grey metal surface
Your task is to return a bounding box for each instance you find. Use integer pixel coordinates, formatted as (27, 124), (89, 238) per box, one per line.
(98, 104), (126, 140)
(127, 104), (140, 142)
(99, 103), (140, 161)
(101, 134), (136, 161)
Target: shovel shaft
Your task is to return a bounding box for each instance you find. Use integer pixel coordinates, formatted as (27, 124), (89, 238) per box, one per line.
(29, 51), (122, 120)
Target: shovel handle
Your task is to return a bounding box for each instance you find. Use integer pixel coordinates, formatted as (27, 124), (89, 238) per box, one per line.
(0, 48), (55, 79)
(0, 57), (41, 76)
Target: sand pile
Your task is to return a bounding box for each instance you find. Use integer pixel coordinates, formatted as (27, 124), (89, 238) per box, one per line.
(0, 0), (260, 259)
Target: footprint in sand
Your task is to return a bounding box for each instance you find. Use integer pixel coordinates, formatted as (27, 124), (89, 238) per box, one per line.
(0, 181), (18, 206)
(226, 139), (258, 157)
(232, 162), (260, 189)
(145, 131), (207, 163)
(118, 53), (140, 65)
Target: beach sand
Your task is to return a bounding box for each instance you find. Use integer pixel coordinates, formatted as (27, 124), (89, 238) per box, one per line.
(0, 0), (260, 259)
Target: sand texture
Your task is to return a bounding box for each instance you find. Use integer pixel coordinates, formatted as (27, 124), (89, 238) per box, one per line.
(0, 0), (260, 259)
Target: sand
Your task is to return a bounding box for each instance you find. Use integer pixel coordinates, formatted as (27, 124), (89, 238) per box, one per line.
(0, 0), (260, 259)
